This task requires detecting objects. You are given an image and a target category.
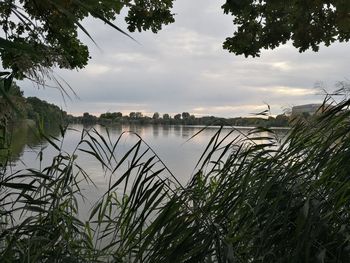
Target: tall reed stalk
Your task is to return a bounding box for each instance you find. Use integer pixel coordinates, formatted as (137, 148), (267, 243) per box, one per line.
(1, 94), (350, 262)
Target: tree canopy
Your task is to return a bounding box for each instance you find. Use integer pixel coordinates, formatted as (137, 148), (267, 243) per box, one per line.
(222, 0), (350, 57)
(1, 0), (350, 79)
(0, 0), (175, 78)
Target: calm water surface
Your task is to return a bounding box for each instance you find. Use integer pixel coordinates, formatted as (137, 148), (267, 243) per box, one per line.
(8, 124), (288, 219)
(12, 124), (287, 183)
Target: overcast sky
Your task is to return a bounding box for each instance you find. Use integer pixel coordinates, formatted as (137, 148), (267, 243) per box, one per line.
(20, 0), (350, 118)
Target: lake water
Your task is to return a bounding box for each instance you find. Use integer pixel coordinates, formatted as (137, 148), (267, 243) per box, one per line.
(8, 124), (288, 182)
(4, 123), (289, 219)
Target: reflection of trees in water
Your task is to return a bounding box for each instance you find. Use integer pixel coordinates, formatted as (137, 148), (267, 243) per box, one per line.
(108, 125), (123, 135)
(128, 124), (143, 135)
(162, 125), (170, 137)
(173, 125), (182, 137)
(0, 121), (61, 165)
(181, 126), (198, 139)
(152, 125), (160, 138)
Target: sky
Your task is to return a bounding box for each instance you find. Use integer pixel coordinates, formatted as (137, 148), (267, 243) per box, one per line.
(20, 0), (350, 118)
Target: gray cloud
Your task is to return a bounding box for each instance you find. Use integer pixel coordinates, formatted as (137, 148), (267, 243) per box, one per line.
(19, 0), (350, 117)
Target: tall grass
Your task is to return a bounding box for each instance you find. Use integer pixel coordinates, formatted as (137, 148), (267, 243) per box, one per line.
(1, 95), (350, 262)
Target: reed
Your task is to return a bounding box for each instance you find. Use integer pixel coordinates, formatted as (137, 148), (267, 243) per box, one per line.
(1, 94), (350, 262)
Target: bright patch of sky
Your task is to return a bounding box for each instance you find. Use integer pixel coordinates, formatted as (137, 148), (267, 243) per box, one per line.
(20, 0), (350, 117)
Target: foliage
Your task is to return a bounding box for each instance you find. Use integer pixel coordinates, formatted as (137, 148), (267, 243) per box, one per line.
(2, 0), (349, 82)
(222, 0), (350, 57)
(125, 0), (175, 33)
(0, 81), (26, 151)
(1, 1), (350, 261)
(163, 113), (170, 120)
(100, 112), (123, 120)
(0, 94), (350, 262)
(182, 112), (190, 119)
(174, 113), (181, 120)
(73, 110), (290, 127)
(79, 112), (97, 124)
(26, 97), (67, 126)
(152, 112), (160, 120)
(0, 80), (67, 136)
(0, 0), (175, 78)
(0, 81), (26, 123)
(0, 119), (59, 166)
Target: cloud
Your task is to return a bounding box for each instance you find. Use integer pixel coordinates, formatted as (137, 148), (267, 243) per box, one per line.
(192, 104), (270, 117)
(83, 64), (121, 76)
(271, 62), (291, 71)
(112, 52), (155, 63)
(19, 0), (350, 118)
(259, 86), (317, 96)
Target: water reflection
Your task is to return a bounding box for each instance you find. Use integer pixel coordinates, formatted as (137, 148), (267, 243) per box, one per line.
(0, 121), (61, 166)
(7, 124), (289, 182)
(4, 124), (289, 221)
(153, 125), (160, 138)
(162, 125), (170, 137)
(173, 125), (182, 137)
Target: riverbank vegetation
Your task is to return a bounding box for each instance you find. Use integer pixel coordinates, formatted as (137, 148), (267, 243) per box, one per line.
(0, 93), (349, 262)
(2, 1), (350, 262)
(0, 82), (67, 127)
(0, 82), (290, 130)
(74, 110), (290, 127)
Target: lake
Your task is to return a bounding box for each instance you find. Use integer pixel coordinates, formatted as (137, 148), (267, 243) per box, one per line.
(4, 123), (289, 219)
(7, 124), (288, 181)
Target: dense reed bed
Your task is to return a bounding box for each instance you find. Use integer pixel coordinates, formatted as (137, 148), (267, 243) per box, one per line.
(1, 95), (350, 262)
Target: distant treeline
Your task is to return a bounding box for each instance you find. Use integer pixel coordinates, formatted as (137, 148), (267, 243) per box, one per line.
(0, 82), (67, 127)
(1, 83), (290, 128)
(70, 111), (290, 127)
